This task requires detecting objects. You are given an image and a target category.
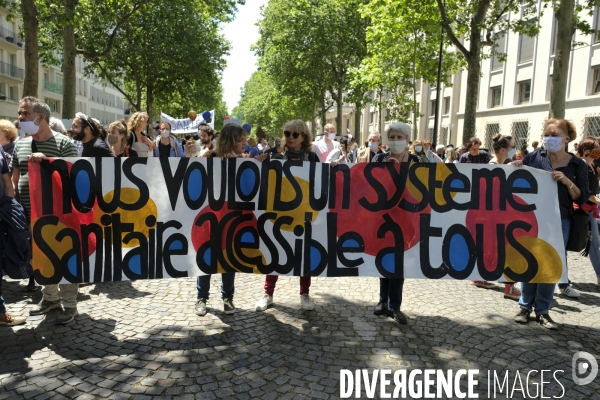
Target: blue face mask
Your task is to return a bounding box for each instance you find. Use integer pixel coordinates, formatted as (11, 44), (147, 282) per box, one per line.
(507, 148), (517, 159)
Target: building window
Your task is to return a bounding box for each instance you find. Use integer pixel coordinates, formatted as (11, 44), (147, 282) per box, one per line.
(484, 123), (501, 151)
(443, 97), (450, 115)
(430, 99), (436, 117)
(490, 86), (502, 108)
(46, 98), (60, 113)
(511, 120), (530, 146)
(8, 85), (16, 101)
(518, 80), (531, 104)
(346, 119), (350, 129)
(583, 115), (600, 137)
(518, 34), (535, 64)
(370, 112), (374, 124)
(593, 67), (600, 94)
(595, 8), (600, 43)
(491, 31), (506, 71)
(438, 126), (449, 145)
(552, 19), (558, 55)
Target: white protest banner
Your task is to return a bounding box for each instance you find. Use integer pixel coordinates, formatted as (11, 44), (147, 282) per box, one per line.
(28, 158), (567, 284)
(161, 111), (215, 134)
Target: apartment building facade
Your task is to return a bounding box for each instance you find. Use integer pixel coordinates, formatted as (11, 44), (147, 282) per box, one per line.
(0, 5), (125, 125)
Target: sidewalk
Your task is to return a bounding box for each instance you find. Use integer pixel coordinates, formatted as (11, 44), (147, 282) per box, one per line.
(1, 253), (599, 399)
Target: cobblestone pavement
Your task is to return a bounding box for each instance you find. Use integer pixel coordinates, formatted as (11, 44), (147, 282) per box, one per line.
(1, 253), (599, 400)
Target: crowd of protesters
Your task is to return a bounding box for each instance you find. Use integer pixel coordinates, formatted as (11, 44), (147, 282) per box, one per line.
(0, 96), (597, 331)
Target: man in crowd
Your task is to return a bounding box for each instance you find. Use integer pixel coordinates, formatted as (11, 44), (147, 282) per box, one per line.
(532, 141), (539, 151)
(312, 123), (340, 163)
(521, 140), (529, 156)
(258, 137), (270, 153)
(198, 123), (215, 157)
(436, 144), (446, 161)
(357, 131), (383, 162)
(11, 97), (79, 325)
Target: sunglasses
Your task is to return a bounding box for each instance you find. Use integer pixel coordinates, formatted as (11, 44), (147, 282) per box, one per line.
(284, 131), (302, 138)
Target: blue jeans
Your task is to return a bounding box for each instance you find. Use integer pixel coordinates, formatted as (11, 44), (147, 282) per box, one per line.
(587, 211), (600, 276)
(379, 278), (404, 311)
(196, 273), (235, 300)
(0, 277), (5, 314)
(519, 218), (570, 316)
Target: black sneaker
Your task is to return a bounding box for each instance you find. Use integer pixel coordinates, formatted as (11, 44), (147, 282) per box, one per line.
(195, 299), (207, 316)
(536, 314), (558, 330)
(514, 308), (531, 323)
(386, 309), (408, 324)
(55, 308), (78, 325)
(223, 298), (235, 315)
(29, 299), (61, 316)
(374, 301), (387, 316)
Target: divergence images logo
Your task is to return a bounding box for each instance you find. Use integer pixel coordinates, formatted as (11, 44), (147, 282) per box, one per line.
(572, 352), (598, 386)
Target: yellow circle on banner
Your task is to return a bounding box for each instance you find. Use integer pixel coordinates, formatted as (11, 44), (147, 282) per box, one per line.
(503, 236), (562, 283)
(264, 172), (318, 230)
(93, 188), (157, 247)
(406, 163), (455, 206)
(31, 220), (72, 278)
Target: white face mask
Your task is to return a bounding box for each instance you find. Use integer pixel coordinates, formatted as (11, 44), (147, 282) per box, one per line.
(327, 132), (336, 140)
(414, 145), (423, 152)
(507, 148), (517, 159)
(542, 136), (565, 153)
(21, 115), (41, 135)
(161, 129), (170, 138)
(389, 140), (408, 154)
(368, 141), (379, 151)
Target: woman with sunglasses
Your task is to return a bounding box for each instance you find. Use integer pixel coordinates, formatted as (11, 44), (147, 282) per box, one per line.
(371, 122), (419, 325)
(256, 120), (319, 312)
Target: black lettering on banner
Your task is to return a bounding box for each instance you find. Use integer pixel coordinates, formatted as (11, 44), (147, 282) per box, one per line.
(109, 213), (130, 281)
(121, 231), (148, 281)
(195, 212), (219, 274)
(80, 223), (103, 283)
(122, 158), (150, 210)
(326, 213), (359, 277)
(374, 214), (404, 278)
(94, 157), (123, 213)
(475, 223), (506, 281)
(162, 229), (189, 278)
(442, 224), (476, 280)
(213, 212), (243, 273)
(309, 161), (329, 211)
(470, 168), (507, 211)
(40, 159), (72, 215)
(70, 159), (97, 213)
(148, 216), (156, 279)
(280, 160), (303, 210)
(228, 159), (252, 210)
(336, 232), (365, 268)
(257, 159), (278, 211)
(55, 227), (82, 283)
(400, 163), (428, 213)
(506, 169), (538, 212)
(160, 157), (189, 211)
(440, 164), (472, 211)
(503, 220), (538, 282)
(206, 158), (226, 211)
(358, 163), (396, 211)
(102, 215), (113, 281)
(419, 214), (447, 279)
(224, 213), (256, 273)
(255, 213), (279, 274)
(329, 164), (351, 209)
(233, 226), (260, 269)
(32, 216), (63, 284)
(272, 216), (296, 274)
(183, 161), (208, 210)
(304, 212), (327, 276)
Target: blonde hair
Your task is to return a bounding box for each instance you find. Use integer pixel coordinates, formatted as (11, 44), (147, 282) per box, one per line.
(445, 148), (458, 161)
(127, 112), (149, 132)
(247, 137), (257, 147)
(543, 118), (577, 141)
(109, 119), (129, 150)
(216, 124), (246, 156)
(281, 119), (312, 152)
(0, 119), (18, 142)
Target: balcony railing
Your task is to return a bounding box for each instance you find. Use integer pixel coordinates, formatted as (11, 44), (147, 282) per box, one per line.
(44, 81), (64, 95)
(0, 61), (23, 80)
(0, 26), (23, 47)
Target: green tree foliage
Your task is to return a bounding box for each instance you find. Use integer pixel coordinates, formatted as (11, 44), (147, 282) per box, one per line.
(255, 0), (367, 131)
(233, 70), (312, 137)
(355, 0), (463, 136)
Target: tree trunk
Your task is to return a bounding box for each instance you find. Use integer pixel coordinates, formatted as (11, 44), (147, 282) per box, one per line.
(550, 0), (575, 119)
(354, 102), (361, 143)
(311, 98), (317, 135)
(61, 0), (78, 119)
(321, 95), (327, 132)
(147, 79), (154, 136)
(21, 0), (39, 97)
(462, 57), (480, 142)
(336, 86), (343, 133)
(412, 37), (418, 141)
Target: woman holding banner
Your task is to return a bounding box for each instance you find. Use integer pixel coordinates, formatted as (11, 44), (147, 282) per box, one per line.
(371, 122), (418, 325)
(108, 119), (137, 157)
(514, 119), (589, 329)
(255, 119), (319, 312)
(195, 123), (268, 317)
(127, 112), (155, 157)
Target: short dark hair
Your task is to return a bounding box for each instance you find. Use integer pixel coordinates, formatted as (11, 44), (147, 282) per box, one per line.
(199, 123), (215, 138)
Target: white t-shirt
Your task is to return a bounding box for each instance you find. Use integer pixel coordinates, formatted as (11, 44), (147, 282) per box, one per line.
(312, 140), (340, 163)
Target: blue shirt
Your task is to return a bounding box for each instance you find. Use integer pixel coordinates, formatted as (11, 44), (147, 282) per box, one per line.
(523, 149), (590, 219)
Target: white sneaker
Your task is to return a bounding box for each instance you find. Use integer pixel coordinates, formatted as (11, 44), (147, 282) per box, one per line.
(255, 294), (273, 311)
(560, 286), (581, 298)
(300, 294), (315, 310)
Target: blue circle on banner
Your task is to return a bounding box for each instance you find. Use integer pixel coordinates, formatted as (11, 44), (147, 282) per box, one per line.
(75, 170), (91, 203)
(129, 254), (141, 275)
(449, 233), (470, 271)
(239, 169), (256, 197)
(381, 253), (395, 274)
(310, 247), (321, 271)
